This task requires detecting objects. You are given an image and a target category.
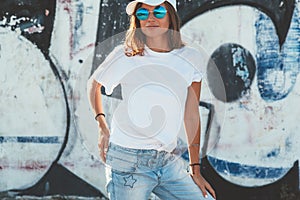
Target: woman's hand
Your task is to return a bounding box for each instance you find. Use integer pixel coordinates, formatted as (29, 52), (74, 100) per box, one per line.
(97, 125), (110, 163)
(190, 168), (216, 199)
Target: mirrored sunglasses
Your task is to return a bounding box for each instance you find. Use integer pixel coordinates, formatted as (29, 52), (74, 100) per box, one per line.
(135, 6), (167, 21)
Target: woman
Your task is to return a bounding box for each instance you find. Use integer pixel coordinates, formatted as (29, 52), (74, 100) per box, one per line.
(87, 0), (216, 199)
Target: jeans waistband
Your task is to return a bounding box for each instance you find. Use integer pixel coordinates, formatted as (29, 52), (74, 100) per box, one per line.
(106, 142), (179, 172)
(108, 142), (170, 156)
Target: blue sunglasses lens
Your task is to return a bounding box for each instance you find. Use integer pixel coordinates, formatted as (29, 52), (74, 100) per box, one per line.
(153, 6), (167, 19)
(135, 6), (167, 20)
(136, 8), (149, 20)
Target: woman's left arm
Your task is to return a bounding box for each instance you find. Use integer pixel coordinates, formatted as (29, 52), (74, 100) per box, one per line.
(184, 81), (216, 199)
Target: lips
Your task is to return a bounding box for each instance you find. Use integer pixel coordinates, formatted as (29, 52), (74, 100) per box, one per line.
(146, 25), (159, 28)
(145, 24), (159, 27)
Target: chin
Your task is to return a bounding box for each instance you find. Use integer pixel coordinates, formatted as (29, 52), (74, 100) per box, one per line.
(141, 27), (169, 38)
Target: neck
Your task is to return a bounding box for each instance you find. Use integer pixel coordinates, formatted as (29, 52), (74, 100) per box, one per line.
(146, 35), (170, 52)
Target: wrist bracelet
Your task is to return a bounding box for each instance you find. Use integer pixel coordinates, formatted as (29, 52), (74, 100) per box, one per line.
(189, 163), (201, 175)
(95, 113), (105, 120)
(189, 163), (201, 166)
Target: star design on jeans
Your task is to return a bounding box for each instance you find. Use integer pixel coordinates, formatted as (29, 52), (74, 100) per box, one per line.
(123, 174), (137, 188)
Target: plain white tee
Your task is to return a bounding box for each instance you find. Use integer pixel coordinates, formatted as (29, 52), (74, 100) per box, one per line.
(91, 45), (205, 152)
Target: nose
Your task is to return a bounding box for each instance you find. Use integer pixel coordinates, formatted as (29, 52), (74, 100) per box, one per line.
(148, 12), (156, 21)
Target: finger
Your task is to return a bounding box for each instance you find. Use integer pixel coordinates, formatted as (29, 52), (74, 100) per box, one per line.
(202, 181), (216, 199)
(98, 142), (105, 162)
(206, 185), (216, 199)
(97, 139), (101, 148)
(103, 137), (110, 163)
(104, 139), (109, 152)
(102, 152), (106, 163)
(100, 149), (106, 162)
(103, 148), (107, 160)
(199, 184), (208, 198)
(103, 146), (107, 163)
(98, 137), (102, 149)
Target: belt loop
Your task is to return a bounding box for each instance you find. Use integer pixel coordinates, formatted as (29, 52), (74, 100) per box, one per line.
(155, 150), (159, 159)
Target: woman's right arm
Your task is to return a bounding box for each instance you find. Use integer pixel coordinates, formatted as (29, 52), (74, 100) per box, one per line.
(87, 79), (110, 162)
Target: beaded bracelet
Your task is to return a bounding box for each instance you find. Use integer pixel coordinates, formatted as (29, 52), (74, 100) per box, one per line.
(95, 113), (105, 120)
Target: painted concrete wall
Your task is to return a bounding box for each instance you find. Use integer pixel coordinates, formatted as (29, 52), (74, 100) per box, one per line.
(1, 0), (299, 199)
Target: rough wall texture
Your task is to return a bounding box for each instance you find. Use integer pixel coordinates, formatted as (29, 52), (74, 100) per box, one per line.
(0, 0), (299, 199)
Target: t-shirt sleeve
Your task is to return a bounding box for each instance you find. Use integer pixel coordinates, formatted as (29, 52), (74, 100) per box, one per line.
(192, 68), (203, 82)
(186, 46), (206, 83)
(90, 46), (124, 95)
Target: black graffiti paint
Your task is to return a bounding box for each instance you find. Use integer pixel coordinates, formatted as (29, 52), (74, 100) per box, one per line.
(207, 43), (256, 102)
(95, 0), (295, 47)
(178, 0), (295, 47)
(0, 0), (56, 54)
(92, 0), (129, 72)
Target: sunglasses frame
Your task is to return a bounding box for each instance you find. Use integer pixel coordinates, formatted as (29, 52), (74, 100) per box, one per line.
(135, 5), (167, 21)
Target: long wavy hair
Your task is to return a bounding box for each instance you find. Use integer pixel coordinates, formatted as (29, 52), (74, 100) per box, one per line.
(124, 2), (185, 56)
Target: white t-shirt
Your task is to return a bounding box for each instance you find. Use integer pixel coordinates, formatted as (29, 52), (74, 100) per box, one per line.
(91, 45), (205, 152)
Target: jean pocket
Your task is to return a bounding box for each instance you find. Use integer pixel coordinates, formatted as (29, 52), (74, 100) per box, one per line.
(106, 147), (137, 173)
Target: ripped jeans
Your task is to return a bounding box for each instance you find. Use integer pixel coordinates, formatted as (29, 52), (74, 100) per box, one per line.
(105, 142), (214, 200)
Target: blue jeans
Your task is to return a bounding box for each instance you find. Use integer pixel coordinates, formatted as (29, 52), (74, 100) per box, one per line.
(105, 142), (214, 200)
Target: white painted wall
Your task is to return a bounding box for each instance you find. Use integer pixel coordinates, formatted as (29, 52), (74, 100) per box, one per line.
(1, 0), (300, 196)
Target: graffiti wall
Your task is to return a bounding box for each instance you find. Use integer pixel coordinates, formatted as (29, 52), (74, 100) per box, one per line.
(1, 0), (299, 199)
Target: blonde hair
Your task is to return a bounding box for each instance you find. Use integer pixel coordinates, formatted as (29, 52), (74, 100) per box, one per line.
(124, 2), (185, 56)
